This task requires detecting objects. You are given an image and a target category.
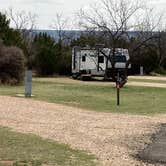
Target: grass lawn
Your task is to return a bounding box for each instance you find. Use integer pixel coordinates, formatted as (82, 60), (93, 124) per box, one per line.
(0, 77), (166, 114)
(0, 127), (96, 166)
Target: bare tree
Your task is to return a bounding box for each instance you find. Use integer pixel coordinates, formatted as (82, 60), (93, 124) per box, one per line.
(7, 7), (37, 31)
(77, 0), (144, 85)
(51, 13), (76, 46)
(51, 13), (68, 44)
(7, 8), (38, 69)
(129, 5), (165, 74)
(131, 6), (165, 53)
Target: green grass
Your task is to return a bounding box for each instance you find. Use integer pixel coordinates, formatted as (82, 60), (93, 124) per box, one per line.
(129, 78), (166, 84)
(0, 127), (96, 166)
(0, 77), (166, 115)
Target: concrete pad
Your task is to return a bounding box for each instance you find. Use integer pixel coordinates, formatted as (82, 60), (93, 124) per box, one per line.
(15, 94), (34, 97)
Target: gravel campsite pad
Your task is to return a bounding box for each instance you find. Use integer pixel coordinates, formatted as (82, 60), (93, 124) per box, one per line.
(0, 96), (166, 166)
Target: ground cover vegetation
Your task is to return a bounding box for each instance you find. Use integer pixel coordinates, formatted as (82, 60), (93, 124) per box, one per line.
(0, 127), (96, 166)
(0, 77), (165, 115)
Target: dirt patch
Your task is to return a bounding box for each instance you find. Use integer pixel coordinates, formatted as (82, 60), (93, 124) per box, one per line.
(35, 77), (115, 86)
(128, 76), (166, 88)
(35, 77), (166, 88)
(127, 81), (166, 88)
(0, 96), (166, 166)
(0, 160), (15, 166)
(129, 76), (166, 81)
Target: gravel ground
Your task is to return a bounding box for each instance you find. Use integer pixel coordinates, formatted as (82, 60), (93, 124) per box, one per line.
(129, 76), (166, 81)
(128, 76), (166, 88)
(127, 82), (166, 88)
(0, 96), (166, 166)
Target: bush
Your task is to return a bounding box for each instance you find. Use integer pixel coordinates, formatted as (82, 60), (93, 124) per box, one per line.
(154, 67), (166, 75)
(0, 46), (25, 85)
(56, 46), (71, 75)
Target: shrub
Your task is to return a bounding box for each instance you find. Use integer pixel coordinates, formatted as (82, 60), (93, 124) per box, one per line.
(154, 67), (166, 75)
(0, 46), (25, 85)
(33, 33), (59, 76)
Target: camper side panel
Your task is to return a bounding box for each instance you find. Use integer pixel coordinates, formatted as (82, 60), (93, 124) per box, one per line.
(80, 50), (98, 71)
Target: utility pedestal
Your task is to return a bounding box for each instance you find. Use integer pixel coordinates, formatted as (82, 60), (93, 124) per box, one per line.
(140, 66), (144, 76)
(25, 70), (32, 97)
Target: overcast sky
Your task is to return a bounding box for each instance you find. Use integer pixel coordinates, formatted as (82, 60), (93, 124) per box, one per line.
(0, 0), (166, 30)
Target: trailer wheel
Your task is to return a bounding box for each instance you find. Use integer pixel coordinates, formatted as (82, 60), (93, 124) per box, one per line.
(81, 75), (92, 81)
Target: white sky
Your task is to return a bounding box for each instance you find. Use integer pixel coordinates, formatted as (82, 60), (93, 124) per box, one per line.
(0, 0), (166, 29)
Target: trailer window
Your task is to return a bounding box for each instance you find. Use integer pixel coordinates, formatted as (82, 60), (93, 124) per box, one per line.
(98, 56), (104, 63)
(115, 56), (126, 62)
(82, 55), (86, 62)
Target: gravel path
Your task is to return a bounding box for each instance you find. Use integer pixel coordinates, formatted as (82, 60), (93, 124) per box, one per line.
(0, 96), (166, 166)
(128, 76), (166, 88)
(127, 81), (166, 88)
(129, 76), (166, 81)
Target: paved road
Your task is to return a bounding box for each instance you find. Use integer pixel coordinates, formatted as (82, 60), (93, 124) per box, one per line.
(139, 123), (166, 164)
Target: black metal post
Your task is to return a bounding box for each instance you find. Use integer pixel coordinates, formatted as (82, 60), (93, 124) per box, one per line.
(116, 72), (120, 106)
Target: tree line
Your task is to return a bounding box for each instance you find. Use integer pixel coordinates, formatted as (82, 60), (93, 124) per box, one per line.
(0, 0), (166, 85)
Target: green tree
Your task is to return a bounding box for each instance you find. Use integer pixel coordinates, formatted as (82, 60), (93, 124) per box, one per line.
(71, 34), (102, 47)
(0, 12), (25, 85)
(56, 43), (71, 75)
(0, 12), (24, 48)
(33, 33), (59, 75)
(0, 12), (10, 34)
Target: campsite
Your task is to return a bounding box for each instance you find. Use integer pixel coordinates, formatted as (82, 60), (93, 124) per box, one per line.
(1, 0), (166, 165)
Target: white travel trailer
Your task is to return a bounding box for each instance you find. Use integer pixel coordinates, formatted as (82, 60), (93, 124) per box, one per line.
(72, 46), (130, 81)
